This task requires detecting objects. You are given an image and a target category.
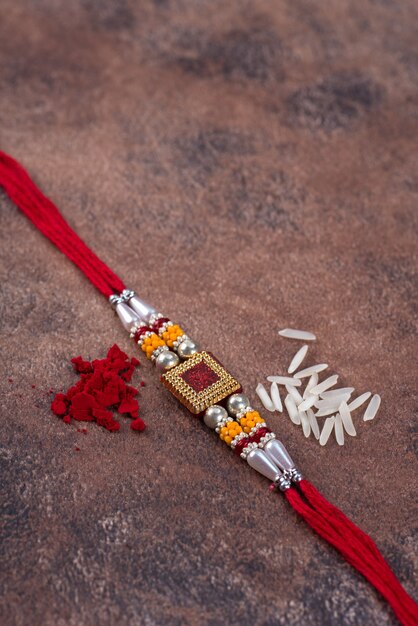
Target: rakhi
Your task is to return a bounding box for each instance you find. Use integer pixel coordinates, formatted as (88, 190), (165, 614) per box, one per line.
(0, 151), (417, 626)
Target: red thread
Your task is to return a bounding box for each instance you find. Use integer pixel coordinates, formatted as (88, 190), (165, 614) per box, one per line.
(0, 151), (125, 297)
(51, 345), (146, 433)
(284, 486), (418, 626)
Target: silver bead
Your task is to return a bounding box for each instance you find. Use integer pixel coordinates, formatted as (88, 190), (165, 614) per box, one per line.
(121, 289), (135, 302)
(128, 294), (158, 323)
(155, 350), (180, 372)
(115, 302), (141, 332)
(274, 475), (292, 491)
(264, 439), (295, 472)
(287, 468), (303, 483)
(109, 294), (123, 308)
(204, 405), (228, 430)
(151, 345), (169, 361)
(226, 393), (250, 417)
(246, 448), (283, 482)
(177, 338), (200, 359)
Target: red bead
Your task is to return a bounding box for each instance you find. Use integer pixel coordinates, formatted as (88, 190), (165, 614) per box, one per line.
(133, 326), (149, 343)
(151, 317), (171, 332)
(234, 437), (250, 455)
(252, 427), (271, 443)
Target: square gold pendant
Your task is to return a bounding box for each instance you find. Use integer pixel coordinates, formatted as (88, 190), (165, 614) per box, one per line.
(160, 351), (241, 415)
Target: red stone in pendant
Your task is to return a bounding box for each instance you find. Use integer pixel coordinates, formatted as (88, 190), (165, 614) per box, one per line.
(160, 351), (241, 415)
(180, 361), (220, 392)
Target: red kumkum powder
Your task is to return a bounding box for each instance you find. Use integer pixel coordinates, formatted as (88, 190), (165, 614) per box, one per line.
(50, 344), (146, 433)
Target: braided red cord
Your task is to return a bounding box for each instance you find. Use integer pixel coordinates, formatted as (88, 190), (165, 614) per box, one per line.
(285, 486), (418, 626)
(298, 480), (418, 623)
(0, 151), (125, 297)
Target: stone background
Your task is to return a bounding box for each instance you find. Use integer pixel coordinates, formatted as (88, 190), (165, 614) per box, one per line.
(0, 1), (417, 625)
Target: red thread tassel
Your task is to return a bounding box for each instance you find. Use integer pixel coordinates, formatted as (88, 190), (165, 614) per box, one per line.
(284, 485), (418, 626)
(299, 480), (401, 584)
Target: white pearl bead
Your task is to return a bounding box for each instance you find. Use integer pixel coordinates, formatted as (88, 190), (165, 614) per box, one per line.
(264, 439), (295, 472)
(246, 449), (282, 482)
(115, 302), (141, 332)
(128, 295), (158, 323)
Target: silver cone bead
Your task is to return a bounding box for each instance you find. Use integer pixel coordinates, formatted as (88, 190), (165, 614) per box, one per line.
(128, 294), (158, 324)
(115, 302), (141, 333)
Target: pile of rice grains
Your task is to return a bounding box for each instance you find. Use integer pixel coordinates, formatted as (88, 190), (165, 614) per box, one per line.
(256, 329), (381, 446)
(51, 344), (146, 433)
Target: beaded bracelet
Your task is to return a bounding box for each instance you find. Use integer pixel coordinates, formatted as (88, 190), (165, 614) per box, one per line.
(111, 289), (299, 491)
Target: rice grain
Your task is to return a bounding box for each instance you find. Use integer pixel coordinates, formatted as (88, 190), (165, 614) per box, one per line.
(363, 394), (381, 421)
(279, 328), (316, 341)
(267, 376), (302, 387)
(310, 375), (339, 395)
(334, 414), (345, 446)
(307, 409), (320, 440)
(314, 394), (350, 411)
(348, 392), (371, 411)
(285, 384), (304, 405)
(303, 372), (319, 398)
(320, 417), (335, 446)
(298, 395), (317, 412)
(256, 383), (275, 412)
(288, 345), (309, 374)
(300, 411), (311, 437)
(270, 382), (283, 412)
(294, 364), (328, 379)
(315, 406), (341, 417)
(320, 387), (355, 399)
(284, 395), (301, 425)
(339, 402), (356, 436)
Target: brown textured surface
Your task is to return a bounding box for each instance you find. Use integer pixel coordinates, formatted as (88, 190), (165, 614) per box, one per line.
(0, 1), (417, 625)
